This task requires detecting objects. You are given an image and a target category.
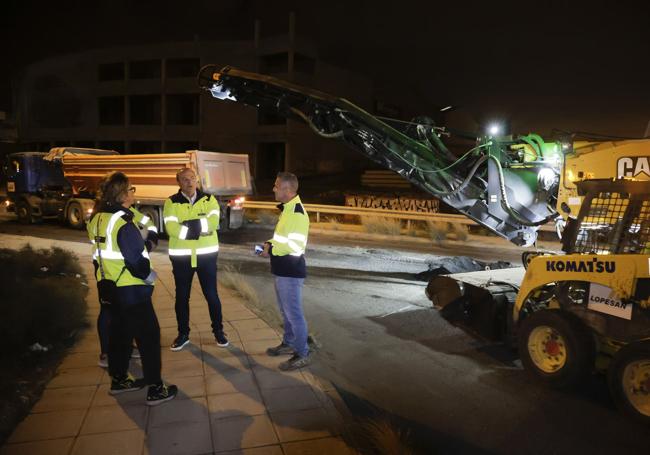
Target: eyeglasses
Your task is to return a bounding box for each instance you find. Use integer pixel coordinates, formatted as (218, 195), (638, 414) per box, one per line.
(128, 186), (136, 193)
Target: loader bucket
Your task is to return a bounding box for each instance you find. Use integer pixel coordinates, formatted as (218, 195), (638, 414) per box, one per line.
(426, 275), (517, 342)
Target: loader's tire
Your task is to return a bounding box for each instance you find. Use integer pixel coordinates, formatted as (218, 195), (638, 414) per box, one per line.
(518, 310), (595, 389)
(16, 201), (32, 224)
(67, 202), (85, 229)
(608, 341), (650, 425)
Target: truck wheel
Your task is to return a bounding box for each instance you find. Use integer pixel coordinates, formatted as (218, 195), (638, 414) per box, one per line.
(67, 202), (85, 229)
(219, 207), (230, 232)
(16, 201), (32, 224)
(518, 310), (595, 389)
(608, 341), (650, 425)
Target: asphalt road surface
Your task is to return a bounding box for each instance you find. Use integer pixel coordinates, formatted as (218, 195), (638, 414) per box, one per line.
(1, 214), (648, 455)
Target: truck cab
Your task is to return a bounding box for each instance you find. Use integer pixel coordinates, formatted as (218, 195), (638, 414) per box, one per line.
(3, 152), (72, 223)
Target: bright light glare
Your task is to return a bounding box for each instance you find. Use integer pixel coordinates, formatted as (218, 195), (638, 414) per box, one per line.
(229, 197), (246, 207)
(209, 84), (236, 101)
(488, 124), (501, 136)
(440, 105), (453, 112)
(537, 168), (556, 191)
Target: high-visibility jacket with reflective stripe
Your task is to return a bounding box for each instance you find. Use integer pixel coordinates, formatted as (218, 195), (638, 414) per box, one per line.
(131, 207), (159, 251)
(131, 207), (158, 234)
(87, 210), (151, 287)
(163, 190), (220, 267)
(269, 195), (309, 257)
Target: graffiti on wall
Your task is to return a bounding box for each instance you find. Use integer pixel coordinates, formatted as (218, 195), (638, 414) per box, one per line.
(345, 194), (439, 213)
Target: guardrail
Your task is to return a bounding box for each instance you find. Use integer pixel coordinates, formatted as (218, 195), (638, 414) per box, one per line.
(243, 201), (556, 232)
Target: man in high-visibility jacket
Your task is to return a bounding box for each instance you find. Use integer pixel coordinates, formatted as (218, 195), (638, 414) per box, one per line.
(260, 172), (311, 371)
(163, 168), (227, 351)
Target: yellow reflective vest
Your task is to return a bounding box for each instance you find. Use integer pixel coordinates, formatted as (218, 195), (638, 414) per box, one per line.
(131, 207), (158, 234)
(269, 195), (309, 257)
(163, 190), (220, 267)
(87, 210), (151, 287)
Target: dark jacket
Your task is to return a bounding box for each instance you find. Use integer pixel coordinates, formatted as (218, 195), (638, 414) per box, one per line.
(93, 203), (154, 304)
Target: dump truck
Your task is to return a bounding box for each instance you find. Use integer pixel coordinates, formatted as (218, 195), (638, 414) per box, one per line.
(3, 147), (253, 232)
(198, 65), (650, 423)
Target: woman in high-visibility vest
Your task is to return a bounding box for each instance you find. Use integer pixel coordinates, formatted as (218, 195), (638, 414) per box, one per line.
(95, 204), (159, 368)
(88, 171), (177, 406)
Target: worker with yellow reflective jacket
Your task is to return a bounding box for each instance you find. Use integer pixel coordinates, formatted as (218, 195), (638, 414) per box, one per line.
(95, 204), (159, 368)
(88, 171), (177, 406)
(260, 172), (311, 371)
(163, 167), (228, 351)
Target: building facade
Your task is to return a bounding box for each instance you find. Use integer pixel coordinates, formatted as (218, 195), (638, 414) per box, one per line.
(14, 32), (376, 186)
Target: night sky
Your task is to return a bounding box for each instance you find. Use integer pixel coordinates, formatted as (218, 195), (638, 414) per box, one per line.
(3, 0), (650, 138)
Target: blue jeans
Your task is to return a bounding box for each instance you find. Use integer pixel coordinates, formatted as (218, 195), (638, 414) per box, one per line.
(274, 276), (308, 357)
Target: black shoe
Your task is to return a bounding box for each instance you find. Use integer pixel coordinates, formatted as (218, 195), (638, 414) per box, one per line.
(266, 342), (294, 357)
(279, 353), (311, 371)
(170, 334), (190, 351)
(109, 374), (144, 395)
(146, 383), (178, 406)
(215, 331), (229, 347)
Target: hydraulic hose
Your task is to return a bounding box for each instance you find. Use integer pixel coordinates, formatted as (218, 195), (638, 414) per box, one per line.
(290, 104), (556, 227)
(421, 154), (489, 196)
(289, 107), (344, 139)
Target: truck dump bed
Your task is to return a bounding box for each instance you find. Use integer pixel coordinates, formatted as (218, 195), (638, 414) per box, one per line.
(61, 150), (252, 202)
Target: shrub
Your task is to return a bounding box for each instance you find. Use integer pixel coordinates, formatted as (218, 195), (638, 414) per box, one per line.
(426, 220), (468, 243)
(0, 245), (88, 357)
(326, 216), (343, 231)
(257, 210), (279, 225)
(361, 216), (402, 236)
(341, 417), (414, 455)
(449, 222), (468, 241)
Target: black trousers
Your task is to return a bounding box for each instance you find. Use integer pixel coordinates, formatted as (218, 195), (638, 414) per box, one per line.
(108, 285), (162, 385)
(171, 252), (224, 336)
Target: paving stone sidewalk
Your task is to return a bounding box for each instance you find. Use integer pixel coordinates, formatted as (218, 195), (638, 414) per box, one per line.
(0, 235), (353, 455)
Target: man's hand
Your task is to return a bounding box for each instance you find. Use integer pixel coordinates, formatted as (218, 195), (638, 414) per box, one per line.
(260, 241), (271, 258)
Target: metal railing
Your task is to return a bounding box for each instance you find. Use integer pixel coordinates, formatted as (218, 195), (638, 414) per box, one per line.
(243, 201), (556, 232)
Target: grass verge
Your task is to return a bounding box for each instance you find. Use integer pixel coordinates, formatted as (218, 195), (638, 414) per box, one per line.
(220, 264), (282, 329)
(0, 245), (88, 445)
